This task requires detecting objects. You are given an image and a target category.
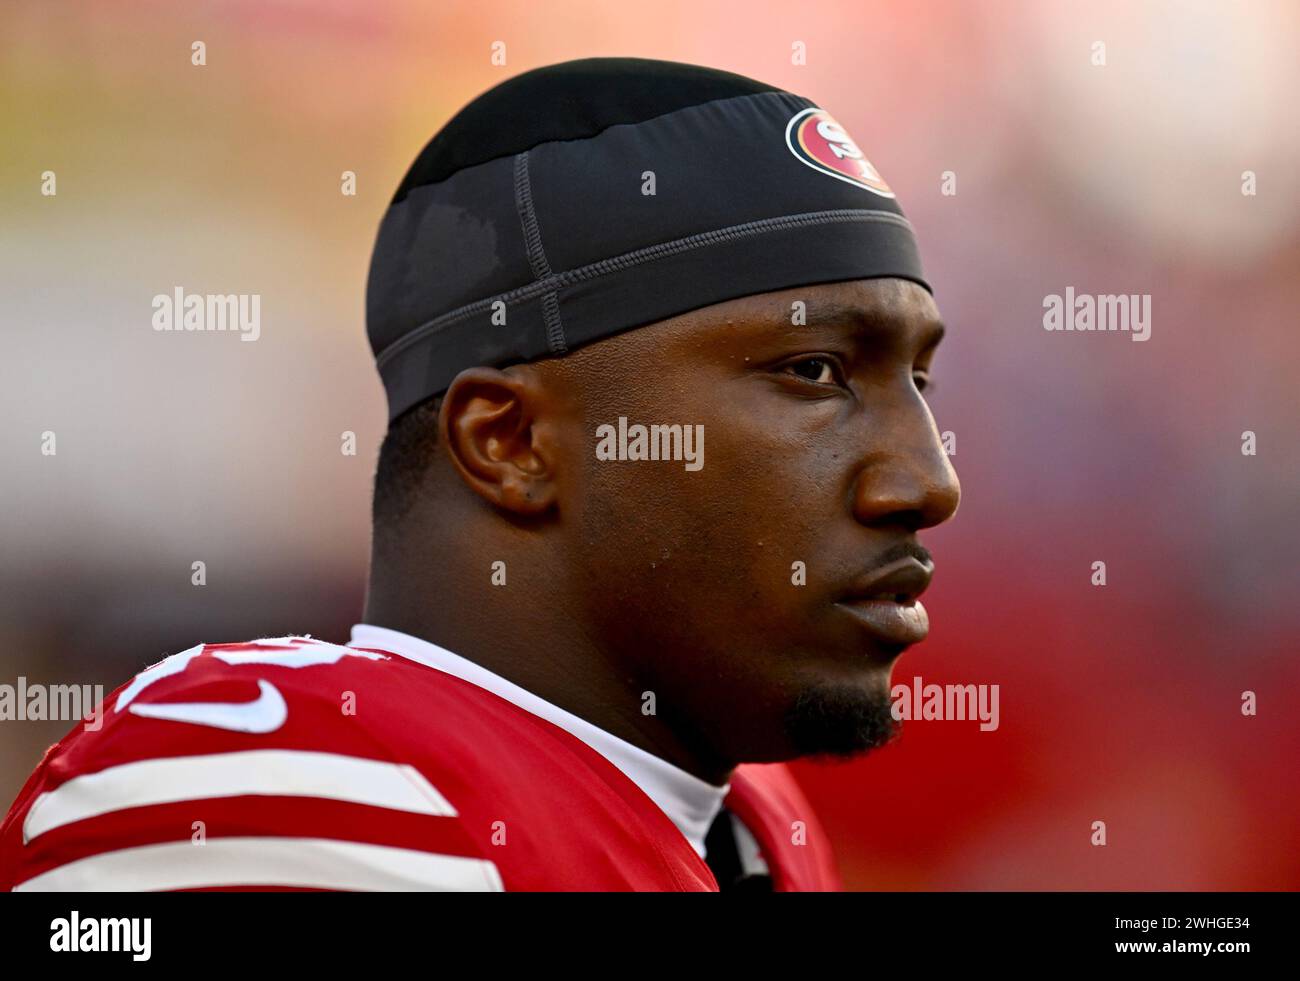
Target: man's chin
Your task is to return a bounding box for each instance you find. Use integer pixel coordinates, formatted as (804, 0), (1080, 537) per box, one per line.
(781, 680), (901, 759)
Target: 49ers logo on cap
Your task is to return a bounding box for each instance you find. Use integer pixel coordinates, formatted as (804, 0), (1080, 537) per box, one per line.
(785, 107), (895, 198)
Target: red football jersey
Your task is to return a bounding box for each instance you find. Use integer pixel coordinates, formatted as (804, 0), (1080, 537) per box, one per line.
(1, 636), (841, 891)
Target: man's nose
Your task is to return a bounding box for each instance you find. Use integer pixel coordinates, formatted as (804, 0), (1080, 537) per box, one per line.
(851, 410), (960, 532)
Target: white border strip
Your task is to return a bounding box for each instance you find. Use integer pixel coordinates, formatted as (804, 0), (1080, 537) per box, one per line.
(14, 837), (503, 892)
(24, 750), (457, 843)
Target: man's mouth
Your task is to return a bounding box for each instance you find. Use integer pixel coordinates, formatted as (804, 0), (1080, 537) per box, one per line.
(835, 556), (934, 647)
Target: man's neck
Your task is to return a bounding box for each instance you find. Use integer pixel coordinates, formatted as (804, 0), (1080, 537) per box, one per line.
(361, 599), (735, 786)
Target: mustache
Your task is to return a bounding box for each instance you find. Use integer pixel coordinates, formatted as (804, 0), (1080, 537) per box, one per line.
(867, 541), (933, 570)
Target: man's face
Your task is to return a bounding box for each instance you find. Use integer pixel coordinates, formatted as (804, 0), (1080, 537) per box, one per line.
(545, 277), (960, 767)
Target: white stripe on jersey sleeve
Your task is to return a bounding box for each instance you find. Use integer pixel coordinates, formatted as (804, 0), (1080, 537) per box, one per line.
(730, 812), (771, 877)
(23, 750), (458, 844)
(13, 837), (504, 892)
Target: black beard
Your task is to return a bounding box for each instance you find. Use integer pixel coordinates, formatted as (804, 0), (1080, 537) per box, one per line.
(782, 682), (901, 759)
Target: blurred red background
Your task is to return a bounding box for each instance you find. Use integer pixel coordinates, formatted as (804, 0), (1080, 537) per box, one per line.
(2, 0), (1296, 888)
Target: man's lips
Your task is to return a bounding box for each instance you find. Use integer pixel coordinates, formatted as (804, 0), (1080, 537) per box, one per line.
(836, 557), (934, 647)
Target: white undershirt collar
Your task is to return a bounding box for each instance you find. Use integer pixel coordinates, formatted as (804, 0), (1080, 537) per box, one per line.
(349, 623), (728, 858)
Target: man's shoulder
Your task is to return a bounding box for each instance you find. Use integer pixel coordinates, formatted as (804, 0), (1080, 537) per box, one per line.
(1, 635), (710, 891)
(39, 634), (608, 788)
(727, 762), (843, 891)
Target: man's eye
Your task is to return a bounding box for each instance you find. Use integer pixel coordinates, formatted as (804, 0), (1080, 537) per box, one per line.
(786, 358), (837, 384)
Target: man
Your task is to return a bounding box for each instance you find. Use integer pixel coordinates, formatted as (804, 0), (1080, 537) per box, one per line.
(1, 57), (958, 891)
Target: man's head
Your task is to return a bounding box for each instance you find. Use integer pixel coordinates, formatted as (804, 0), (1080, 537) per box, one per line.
(365, 59), (959, 780)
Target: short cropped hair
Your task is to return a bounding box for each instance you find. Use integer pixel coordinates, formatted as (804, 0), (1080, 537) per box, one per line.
(372, 396), (442, 533)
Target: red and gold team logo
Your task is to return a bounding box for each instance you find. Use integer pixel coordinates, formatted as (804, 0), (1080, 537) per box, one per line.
(785, 107), (895, 198)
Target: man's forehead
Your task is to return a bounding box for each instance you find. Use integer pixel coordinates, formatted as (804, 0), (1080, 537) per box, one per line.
(539, 278), (944, 382)
(690, 278), (943, 338)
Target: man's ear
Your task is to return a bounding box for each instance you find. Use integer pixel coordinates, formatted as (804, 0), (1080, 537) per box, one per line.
(438, 366), (558, 515)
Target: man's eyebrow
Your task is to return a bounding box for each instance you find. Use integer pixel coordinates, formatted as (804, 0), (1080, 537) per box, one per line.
(792, 299), (946, 346)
